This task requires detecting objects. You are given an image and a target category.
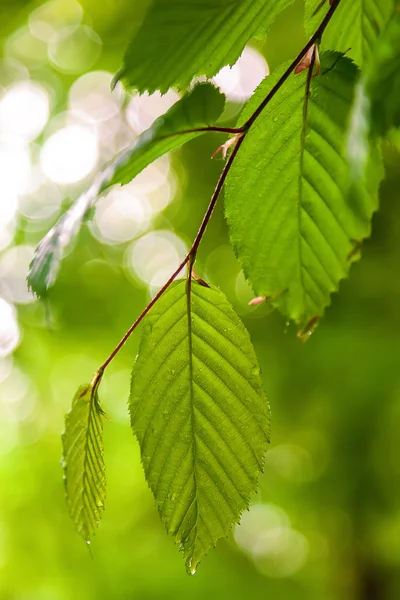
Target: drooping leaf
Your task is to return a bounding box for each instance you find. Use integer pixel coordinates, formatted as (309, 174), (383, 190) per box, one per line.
(348, 7), (400, 181)
(62, 383), (106, 543)
(305, 0), (395, 68)
(130, 279), (270, 573)
(27, 83), (224, 296)
(27, 168), (113, 297)
(225, 52), (383, 330)
(115, 0), (296, 94)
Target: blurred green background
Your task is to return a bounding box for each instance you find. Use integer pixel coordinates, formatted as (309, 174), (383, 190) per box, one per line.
(1, 1), (400, 599)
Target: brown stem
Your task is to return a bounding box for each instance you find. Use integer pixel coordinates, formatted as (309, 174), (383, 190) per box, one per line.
(243, 0), (342, 130)
(92, 135), (245, 392)
(92, 0), (342, 388)
(171, 126), (244, 136)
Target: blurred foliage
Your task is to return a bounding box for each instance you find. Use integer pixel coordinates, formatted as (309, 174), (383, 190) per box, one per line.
(0, 1), (400, 599)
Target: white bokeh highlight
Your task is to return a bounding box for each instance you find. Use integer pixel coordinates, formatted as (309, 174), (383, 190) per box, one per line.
(93, 187), (151, 245)
(126, 230), (187, 288)
(0, 81), (50, 141)
(68, 70), (124, 125)
(0, 135), (32, 196)
(127, 90), (180, 135)
(235, 503), (309, 578)
(0, 245), (35, 304)
(41, 124), (98, 184)
(0, 299), (20, 358)
(213, 46), (269, 102)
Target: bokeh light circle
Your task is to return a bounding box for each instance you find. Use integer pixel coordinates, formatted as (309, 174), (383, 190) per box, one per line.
(29, 0), (83, 43)
(48, 25), (101, 74)
(41, 124), (98, 184)
(235, 503), (309, 578)
(0, 245), (35, 304)
(0, 81), (50, 141)
(126, 90), (180, 135)
(93, 187), (151, 245)
(0, 299), (20, 357)
(126, 230), (187, 288)
(0, 134), (32, 195)
(213, 46), (269, 102)
(68, 71), (124, 124)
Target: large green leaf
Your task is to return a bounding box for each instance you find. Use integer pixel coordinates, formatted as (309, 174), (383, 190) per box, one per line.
(27, 83), (224, 296)
(225, 52), (383, 330)
(130, 279), (269, 573)
(348, 7), (400, 182)
(115, 0), (295, 94)
(305, 0), (395, 67)
(62, 383), (106, 543)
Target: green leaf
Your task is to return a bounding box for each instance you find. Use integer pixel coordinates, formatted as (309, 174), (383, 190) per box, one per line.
(27, 171), (111, 297)
(348, 8), (400, 181)
(62, 383), (106, 543)
(27, 83), (224, 296)
(305, 0), (395, 67)
(364, 6), (400, 135)
(115, 0), (295, 94)
(386, 128), (400, 152)
(130, 279), (269, 573)
(225, 52), (383, 330)
(108, 83), (225, 187)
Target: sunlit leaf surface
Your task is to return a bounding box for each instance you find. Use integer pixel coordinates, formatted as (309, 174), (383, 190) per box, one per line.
(225, 52), (383, 329)
(130, 280), (270, 573)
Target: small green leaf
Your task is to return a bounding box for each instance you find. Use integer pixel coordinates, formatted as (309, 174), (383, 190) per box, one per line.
(108, 83), (225, 187)
(27, 169), (114, 297)
(304, 0), (394, 67)
(225, 52), (383, 330)
(116, 0), (295, 93)
(62, 383), (106, 543)
(27, 83), (224, 297)
(348, 7), (400, 180)
(130, 280), (269, 573)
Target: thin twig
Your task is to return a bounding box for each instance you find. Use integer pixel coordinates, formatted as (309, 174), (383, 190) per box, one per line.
(243, 0), (342, 130)
(92, 136), (245, 392)
(92, 0), (342, 388)
(170, 126), (244, 136)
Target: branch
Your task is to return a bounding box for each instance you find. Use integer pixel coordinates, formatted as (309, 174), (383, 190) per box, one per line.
(171, 126), (244, 136)
(92, 135), (245, 393)
(243, 0), (342, 130)
(91, 0), (342, 390)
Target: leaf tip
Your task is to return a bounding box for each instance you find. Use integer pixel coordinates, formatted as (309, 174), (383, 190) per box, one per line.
(297, 316), (320, 342)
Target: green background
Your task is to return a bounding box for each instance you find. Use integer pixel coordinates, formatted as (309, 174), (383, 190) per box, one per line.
(1, 1), (400, 598)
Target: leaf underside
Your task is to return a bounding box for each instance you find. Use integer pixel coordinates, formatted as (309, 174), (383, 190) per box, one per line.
(116, 0), (295, 93)
(27, 169), (113, 297)
(27, 83), (224, 297)
(305, 0), (395, 67)
(62, 384), (106, 543)
(130, 280), (270, 573)
(225, 51), (383, 329)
